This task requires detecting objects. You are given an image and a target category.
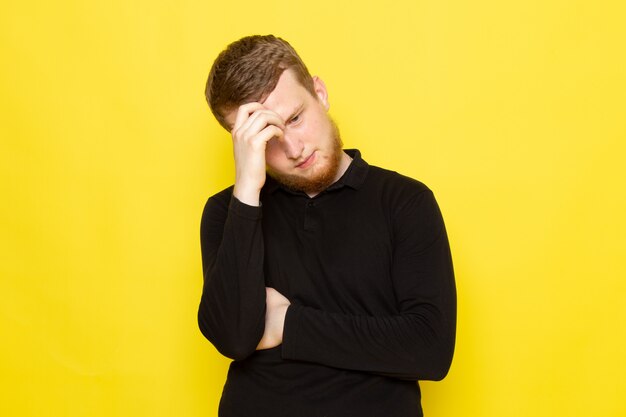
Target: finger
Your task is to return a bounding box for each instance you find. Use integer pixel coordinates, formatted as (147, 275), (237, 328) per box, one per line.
(250, 125), (284, 148)
(239, 109), (285, 136)
(233, 102), (265, 130)
(245, 112), (285, 140)
(234, 111), (284, 143)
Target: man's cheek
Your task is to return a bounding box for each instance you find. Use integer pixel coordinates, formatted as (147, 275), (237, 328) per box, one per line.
(265, 148), (283, 170)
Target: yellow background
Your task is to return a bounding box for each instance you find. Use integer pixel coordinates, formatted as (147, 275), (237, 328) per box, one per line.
(2, 0), (625, 416)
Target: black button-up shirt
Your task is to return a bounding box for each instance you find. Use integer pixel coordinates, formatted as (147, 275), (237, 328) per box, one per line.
(199, 150), (456, 417)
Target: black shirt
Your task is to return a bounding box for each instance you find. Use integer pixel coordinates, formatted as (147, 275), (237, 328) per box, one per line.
(199, 150), (456, 417)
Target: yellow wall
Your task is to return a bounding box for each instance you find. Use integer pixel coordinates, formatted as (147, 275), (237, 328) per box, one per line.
(2, 1), (625, 416)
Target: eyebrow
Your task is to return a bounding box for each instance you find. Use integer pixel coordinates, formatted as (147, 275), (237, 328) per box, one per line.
(285, 103), (304, 122)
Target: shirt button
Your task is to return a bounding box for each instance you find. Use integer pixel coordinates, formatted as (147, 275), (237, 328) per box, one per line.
(307, 201), (314, 207)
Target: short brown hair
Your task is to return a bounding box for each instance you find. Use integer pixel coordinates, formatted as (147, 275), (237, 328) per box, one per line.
(205, 35), (316, 130)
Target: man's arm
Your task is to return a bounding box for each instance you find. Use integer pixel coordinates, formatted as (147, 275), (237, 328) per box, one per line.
(277, 189), (457, 380)
(198, 193), (266, 360)
(230, 103), (284, 206)
(197, 103), (287, 360)
(256, 287), (290, 350)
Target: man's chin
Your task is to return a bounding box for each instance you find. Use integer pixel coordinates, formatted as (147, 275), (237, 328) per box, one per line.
(267, 168), (336, 194)
(269, 117), (344, 194)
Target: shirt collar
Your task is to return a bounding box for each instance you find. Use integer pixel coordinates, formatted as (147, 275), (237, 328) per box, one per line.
(264, 149), (369, 195)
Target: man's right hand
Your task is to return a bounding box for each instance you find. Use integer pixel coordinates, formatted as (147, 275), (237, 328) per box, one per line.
(231, 102), (285, 206)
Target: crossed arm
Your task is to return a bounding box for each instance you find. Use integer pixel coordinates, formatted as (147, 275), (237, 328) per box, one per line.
(198, 103), (456, 380)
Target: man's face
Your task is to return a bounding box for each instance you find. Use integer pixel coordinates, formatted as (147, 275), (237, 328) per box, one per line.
(226, 69), (345, 195)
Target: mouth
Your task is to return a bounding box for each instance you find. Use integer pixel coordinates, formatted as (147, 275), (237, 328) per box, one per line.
(296, 152), (316, 169)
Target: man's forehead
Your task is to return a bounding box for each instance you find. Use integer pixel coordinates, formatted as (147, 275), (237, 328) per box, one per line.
(222, 69), (306, 129)
(260, 70), (304, 116)
(263, 99), (302, 122)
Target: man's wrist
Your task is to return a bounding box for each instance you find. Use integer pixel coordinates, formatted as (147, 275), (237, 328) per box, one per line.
(233, 182), (262, 206)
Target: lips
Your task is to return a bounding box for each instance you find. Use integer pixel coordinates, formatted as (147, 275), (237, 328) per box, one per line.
(296, 151), (316, 169)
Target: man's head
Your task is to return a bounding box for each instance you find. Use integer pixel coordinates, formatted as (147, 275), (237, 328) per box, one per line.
(206, 35), (316, 131)
(205, 35), (350, 195)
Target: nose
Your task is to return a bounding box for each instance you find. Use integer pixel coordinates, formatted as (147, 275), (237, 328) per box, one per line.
(282, 134), (304, 159)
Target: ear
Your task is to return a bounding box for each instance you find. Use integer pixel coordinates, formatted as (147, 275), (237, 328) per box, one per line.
(312, 76), (330, 111)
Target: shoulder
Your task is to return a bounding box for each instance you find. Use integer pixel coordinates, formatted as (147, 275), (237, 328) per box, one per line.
(364, 165), (433, 207)
(345, 149), (429, 198)
(200, 185), (234, 227)
(364, 166), (445, 244)
(203, 185), (234, 210)
(201, 184), (265, 228)
(367, 165), (429, 189)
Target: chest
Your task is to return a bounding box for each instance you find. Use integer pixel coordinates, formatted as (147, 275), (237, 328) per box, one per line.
(262, 193), (398, 314)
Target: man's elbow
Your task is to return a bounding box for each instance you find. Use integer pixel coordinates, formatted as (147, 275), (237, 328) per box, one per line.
(420, 338), (455, 381)
(215, 340), (258, 361)
(197, 311), (262, 361)
(424, 357), (452, 381)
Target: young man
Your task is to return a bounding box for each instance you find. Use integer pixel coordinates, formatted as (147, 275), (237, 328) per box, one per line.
(199, 35), (456, 417)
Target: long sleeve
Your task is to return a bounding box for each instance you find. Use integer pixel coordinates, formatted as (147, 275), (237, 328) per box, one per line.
(281, 189), (456, 381)
(198, 190), (267, 360)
